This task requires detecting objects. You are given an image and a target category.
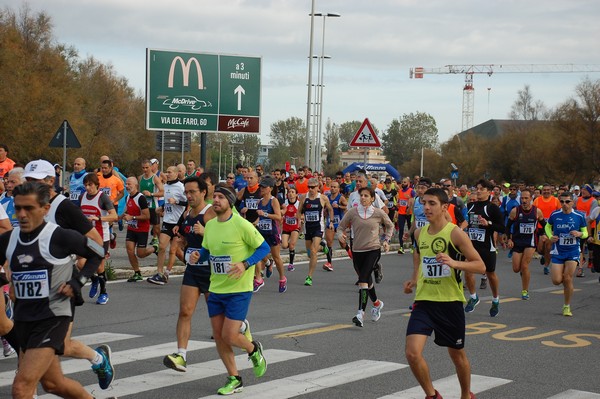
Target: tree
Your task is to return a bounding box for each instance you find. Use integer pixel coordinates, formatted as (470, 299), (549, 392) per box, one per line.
(509, 85), (548, 120)
(381, 112), (439, 170)
(322, 119), (340, 175)
(268, 117), (305, 167)
(337, 120), (363, 152)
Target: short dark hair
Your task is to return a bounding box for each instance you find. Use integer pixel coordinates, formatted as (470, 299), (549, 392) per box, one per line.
(183, 175), (208, 194)
(101, 159), (113, 167)
(559, 191), (572, 199)
(199, 171), (217, 185)
(424, 187), (449, 204)
(13, 181), (51, 206)
(0, 144), (8, 153)
(83, 173), (100, 187)
(476, 179), (494, 191)
(418, 177), (432, 187)
(358, 186), (375, 199)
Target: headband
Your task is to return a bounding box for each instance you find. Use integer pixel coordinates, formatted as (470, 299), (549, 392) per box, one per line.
(214, 186), (236, 206)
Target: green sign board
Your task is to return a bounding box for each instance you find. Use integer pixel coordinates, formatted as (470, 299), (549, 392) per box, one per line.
(146, 49), (261, 133)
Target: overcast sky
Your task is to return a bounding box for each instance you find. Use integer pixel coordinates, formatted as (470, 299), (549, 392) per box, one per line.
(7, 0), (600, 144)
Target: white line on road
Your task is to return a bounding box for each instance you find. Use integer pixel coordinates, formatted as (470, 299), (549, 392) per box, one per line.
(378, 374), (511, 398)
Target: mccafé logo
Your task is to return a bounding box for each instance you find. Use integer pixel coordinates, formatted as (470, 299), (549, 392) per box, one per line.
(227, 118), (250, 129)
(168, 56), (204, 90)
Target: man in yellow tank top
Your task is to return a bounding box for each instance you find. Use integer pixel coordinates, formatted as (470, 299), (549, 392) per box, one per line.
(403, 188), (485, 399)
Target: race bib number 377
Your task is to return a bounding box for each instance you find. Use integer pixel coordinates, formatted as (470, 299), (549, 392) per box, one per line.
(12, 270), (50, 299)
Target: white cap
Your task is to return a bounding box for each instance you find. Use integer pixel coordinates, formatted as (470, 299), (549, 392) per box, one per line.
(150, 158), (159, 165)
(573, 185), (580, 190)
(23, 159), (55, 180)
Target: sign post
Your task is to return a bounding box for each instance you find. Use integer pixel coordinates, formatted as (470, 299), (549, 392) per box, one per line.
(146, 49), (261, 134)
(48, 120), (81, 188)
(349, 118), (381, 168)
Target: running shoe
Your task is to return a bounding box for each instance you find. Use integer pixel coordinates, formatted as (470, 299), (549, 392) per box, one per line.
(278, 277), (287, 293)
(96, 293), (109, 305)
(265, 260), (273, 278)
(562, 304), (572, 317)
(543, 266), (550, 275)
(164, 270), (170, 283)
(147, 273), (167, 285)
(371, 301), (384, 322)
(464, 295), (480, 313)
(152, 240), (160, 257)
(352, 310), (364, 327)
(89, 279), (99, 298)
(374, 263), (383, 283)
(540, 256), (545, 265)
(322, 262), (333, 271)
(521, 290), (530, 300)
(217, 376), (243, 395)
(2, 337), (15, 357)
(253, 278), (265, 293)
(127, 273), (143, 282)
(248, 341), (267, 378)
(109, 233), (117, 249)
(91, 345), (114, 390)
(507, 249), (513, 259)
(151, 236), (159, 246)
(397, 247), (405, 255)
(322, 243), (329, 254)
(118, 219), (124, 231)
(240, 319), (253, 343)
(287, 263), (295, 272)
(426, 390), (443, 399)
(163, 353), (187, 372)
(479, 277), (487, 290)
(304, 276), (313, 286)
(490, 300), (500, 317)
(576, 267), (585, 278)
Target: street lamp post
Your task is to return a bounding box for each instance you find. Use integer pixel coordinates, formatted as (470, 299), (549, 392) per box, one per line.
(218, 139), (222, 181)
(305, 0), (317, 172)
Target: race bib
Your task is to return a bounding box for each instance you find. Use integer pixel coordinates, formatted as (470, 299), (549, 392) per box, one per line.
(421, 256), (451, 278)
(12, 270), (50, 299)
(246, 199), (259, 210)
(333, 215), (341, 224)
(415, 219), (427, 228)
(70, 191), (80, 201)
(258, 218), (272, 231)
(468, 228), (486, 242)
(210, 255), (232, 274)
(519, 223), (535, 235)
(164, 204), (173, 214)
(127, 219), (138, 229)
(305, 211), (319, 222)
(559, 234), (577, 246)
(285, 216), (297, 226)
(399, 199), (408, 207)
(101, 187), (111, 197)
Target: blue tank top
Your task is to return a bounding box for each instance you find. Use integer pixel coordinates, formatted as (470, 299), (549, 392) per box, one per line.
(69, 171), (87, 206)
(512, 205), (537, 247)
(327, 192), (343, 226)
(0, 195), (18, 227)
(413, 198), (428, 229)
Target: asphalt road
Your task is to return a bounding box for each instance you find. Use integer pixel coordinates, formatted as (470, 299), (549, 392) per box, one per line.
(1, 249), (599, 398)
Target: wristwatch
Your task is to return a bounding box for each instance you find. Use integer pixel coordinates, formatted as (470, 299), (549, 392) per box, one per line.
(243, 260), (251, 270)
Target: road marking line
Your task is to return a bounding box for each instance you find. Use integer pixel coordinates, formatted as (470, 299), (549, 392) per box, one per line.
(550, 288), (581, 294)
(71, 332), (142, 346)
(485, 297), (521, 303)
(275, 324), (354, 338)
(0, 340), (214, 388)
(38, 349), (313, 399)
(547, 389), (600, 398)
(254, 322), (328, 336)
(198, 360), (407, 398)
(378, 374), (511, 398)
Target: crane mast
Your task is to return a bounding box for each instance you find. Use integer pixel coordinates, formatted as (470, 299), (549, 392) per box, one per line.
(409, 64), (600, 131)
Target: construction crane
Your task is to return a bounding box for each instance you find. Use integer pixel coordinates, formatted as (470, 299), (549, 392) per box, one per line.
(409, 64), (600, 131)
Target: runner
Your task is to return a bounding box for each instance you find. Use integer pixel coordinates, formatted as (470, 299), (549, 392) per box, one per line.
(297, 178), (334, 286)
(139, 159), (164, 246)
(533, 183), (561, 275)
(323, 180), (348, 271)
(281, 187), (300, 272)
(405, 177), (433, 274)
(68, 157), (88, 206)
(253, 175), (287, 293)
(237, 171), (261, 225)
(586, 192), (600, 282)
(120, 177), (159, 282)
(338, 186), (393, 326)
(575, 184), (598, 277)
(464, 179), (505, 317)
(396, 177), (416, 254)
(0, 181), (104, 399)
(403, 187), (484, 399)
(148, 166), (187, 285)
(505, 189), (545, 300)
(79, 173), (118, 305)
(546, 192), (588, 316)
(193, 184), (269, 395)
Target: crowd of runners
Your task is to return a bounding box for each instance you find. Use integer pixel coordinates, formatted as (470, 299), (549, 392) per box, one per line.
(0, 143), (598, 398)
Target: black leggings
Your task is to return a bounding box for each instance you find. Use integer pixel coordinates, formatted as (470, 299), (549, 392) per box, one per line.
(353, 249), (381, 285)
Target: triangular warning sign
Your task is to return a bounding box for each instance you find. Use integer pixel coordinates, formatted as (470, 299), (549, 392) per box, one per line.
(48, 120), (81, 148)
(350, 118), (381, 147)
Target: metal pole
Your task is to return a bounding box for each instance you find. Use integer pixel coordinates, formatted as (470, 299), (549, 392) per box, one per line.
(305, 0), (316, 168)
(312, 55), (321, 170)
(181, 132), (185, 165)
(218, 140), (222, 180)
(161, 131), (165, 169)
(420, 147), (424, 176)
(200, 132), (207, 168)
(61, 121), (67, 189)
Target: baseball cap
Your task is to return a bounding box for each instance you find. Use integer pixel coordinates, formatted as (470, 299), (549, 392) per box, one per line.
(259, 175), (275, 188)
(23, 159), (55, 180)
(384, 178), (392, 184)
(53, 163), (62, 169)
(150, 158), (159, 165)
(503, 182), (510, 188)
(573, 185), (580, 191)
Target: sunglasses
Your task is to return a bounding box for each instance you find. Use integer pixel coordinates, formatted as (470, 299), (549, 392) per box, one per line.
(559, 200), (573, 204)
(308, 186), (317, 189)
(227, 176), (234, 179)
(443, 185), (452, 188)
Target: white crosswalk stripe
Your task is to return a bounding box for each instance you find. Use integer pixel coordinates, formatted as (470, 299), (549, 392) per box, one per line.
(378, 374), (512, 398)
(546, 390), (600, 398)
(198, 359), (407, 399)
